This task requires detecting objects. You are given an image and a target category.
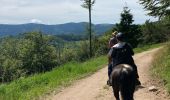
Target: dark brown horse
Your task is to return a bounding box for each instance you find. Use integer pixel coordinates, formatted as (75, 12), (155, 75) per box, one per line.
(110, 64), (136, 100)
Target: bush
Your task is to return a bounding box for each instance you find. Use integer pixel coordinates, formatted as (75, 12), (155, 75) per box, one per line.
(0, 32), (58, 82)
(0, 29), (117, 83)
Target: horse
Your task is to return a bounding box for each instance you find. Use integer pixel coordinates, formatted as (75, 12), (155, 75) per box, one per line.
(110, 64), (136, 100)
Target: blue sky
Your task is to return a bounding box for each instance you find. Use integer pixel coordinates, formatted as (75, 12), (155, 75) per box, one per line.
(0, 0), (158, 24)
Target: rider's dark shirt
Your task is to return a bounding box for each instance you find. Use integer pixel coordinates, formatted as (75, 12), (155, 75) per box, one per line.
(109, 42), (135, 67)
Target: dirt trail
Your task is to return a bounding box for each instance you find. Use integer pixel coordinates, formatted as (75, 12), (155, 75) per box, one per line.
(49, 48), (169, 100)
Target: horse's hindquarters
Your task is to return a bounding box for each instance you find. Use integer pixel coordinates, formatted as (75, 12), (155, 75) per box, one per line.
(111, 64), (135, 100)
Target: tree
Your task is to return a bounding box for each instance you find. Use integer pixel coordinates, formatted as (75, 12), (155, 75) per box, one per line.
(140, 20), (169, 44)
(139, 0), (170, 19)
(0, 38), (23, 82)
(22, 32), (57, 74)
(115, 6), (140, 47)
(81, 0), (95, 57)
(116, 6), (134, 33)
(139, 0), (170, 44)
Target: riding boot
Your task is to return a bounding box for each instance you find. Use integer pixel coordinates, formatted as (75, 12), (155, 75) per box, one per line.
(107, 80), (112, 86)
(107, 64), (113, 86)
(132, 64), (141, 86)
(135, 78), (141, 86)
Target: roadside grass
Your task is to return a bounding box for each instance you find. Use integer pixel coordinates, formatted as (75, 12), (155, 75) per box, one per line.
(0, 43), (163, 100)
(0, 56), (107, 100)
(134, 43), (163, 53)
(151, 42), (170, 93)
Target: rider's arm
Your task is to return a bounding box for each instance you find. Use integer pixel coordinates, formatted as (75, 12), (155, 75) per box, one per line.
(108, 56), (112, 65)
(127, 43), (134, 56)
(108, 48), (113, 64)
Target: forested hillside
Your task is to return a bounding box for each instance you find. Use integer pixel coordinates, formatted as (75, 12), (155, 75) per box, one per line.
(0, 31), (109, 82)
(0, 22), (113, 36)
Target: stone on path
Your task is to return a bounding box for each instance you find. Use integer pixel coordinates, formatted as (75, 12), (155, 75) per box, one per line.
(148, 86), (158, 92)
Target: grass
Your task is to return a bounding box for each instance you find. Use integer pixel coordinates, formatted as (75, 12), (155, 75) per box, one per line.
(151, 42), (170, 93)
(0, 43), (163, 100)
(0, 56), (107, 100)
(134, 43), (163, 53)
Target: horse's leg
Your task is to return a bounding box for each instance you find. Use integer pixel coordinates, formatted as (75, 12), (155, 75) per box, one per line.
(113, 88), (120, 100)
(129, 87), (135, 100)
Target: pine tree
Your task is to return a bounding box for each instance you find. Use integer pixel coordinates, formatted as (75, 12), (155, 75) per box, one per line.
(116, 6), (141, 47)
(116, 6), (134, 33)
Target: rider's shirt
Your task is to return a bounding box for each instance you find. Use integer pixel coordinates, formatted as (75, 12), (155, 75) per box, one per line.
(108, 42), (135, 67)
(108, 37), (117, 48)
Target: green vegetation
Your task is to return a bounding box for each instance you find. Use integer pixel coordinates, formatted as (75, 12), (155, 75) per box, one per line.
(139, 2), (170, 93)
(0, 42), (162, 100)
(0, 32), (59, 82)
(114, 6), (141, 47)
(0, 55), (106, 100)
(0, 32), (95, 83)
(0, 1), (169, 99)
(139, 0), (170, 18)
(139, 0), (170, 44)
(134, 43), (163, 53)
(56, 34), (88, 41)
(152, 43), (170, 93)
(140, 19), (170, 44)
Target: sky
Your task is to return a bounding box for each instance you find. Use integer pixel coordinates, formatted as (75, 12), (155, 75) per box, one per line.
(0, 0), (158, 24)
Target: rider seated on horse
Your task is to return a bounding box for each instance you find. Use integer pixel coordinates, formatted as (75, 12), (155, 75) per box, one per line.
(107, 31), (118, 81)
(107, 32), (141, 86)
(108, 31), (118, 49)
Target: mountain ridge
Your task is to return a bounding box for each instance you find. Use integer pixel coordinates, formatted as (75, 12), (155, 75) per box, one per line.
(0, 22), (114, 36)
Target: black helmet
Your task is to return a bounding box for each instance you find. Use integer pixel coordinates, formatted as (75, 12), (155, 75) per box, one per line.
(116, 32), (125, 41)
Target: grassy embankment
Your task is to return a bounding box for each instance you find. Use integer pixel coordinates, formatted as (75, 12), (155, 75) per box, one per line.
(0, 43), (162, 100)
(151, 42), (170, 94)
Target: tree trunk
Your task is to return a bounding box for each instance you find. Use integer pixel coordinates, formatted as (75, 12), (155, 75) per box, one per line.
(89, 0), (92, 57)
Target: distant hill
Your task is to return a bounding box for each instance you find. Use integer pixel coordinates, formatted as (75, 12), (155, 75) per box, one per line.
(0, 22), (114, 36)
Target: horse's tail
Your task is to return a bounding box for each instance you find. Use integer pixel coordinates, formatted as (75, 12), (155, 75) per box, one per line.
(120, 64), (135, 100)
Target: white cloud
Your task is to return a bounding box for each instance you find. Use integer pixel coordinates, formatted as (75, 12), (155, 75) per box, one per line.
(0, 0), (157, 24)
(30, 19), (43, 24)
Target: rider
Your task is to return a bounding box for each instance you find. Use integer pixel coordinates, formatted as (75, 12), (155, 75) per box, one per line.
(107, 32), (141, 86)
(107, 31), (118, 85)
(108, 31), (118, 48)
